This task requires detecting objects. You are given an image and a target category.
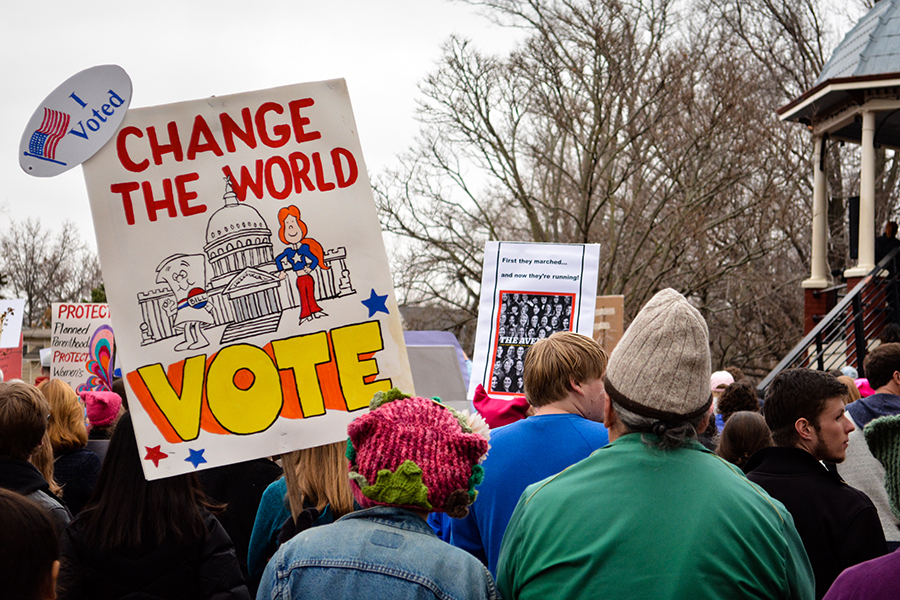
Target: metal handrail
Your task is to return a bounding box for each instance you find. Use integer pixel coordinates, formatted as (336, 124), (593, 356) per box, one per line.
(757, 246), (900, 392)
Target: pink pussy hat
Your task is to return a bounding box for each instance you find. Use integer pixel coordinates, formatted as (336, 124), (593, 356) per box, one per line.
(80, 391), (123, 427)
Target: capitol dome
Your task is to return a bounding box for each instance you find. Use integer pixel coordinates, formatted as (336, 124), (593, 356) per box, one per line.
(205, 181), (270, 244)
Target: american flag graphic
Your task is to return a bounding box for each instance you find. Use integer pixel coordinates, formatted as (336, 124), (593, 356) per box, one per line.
(27, 108), (70, 162)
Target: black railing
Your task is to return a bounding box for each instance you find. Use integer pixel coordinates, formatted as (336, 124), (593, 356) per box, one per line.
(757, 246), (900, 392)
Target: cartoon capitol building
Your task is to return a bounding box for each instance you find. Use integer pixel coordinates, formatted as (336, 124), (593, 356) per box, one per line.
(137, 181), (355, 345)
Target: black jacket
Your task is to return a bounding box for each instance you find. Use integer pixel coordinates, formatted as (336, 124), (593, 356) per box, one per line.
(745, 446), (887, 599)
(58, 510), (250, 600)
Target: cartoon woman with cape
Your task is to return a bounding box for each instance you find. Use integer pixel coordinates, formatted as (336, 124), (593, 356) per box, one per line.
(276, 206), (329, 324)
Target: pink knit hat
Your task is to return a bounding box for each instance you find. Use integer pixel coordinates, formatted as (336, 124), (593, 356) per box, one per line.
(347, 389), (489, 518)
(80, 391), (123, 427)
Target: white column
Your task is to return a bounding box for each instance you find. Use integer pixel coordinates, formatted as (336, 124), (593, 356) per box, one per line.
(846, 110), (877, 277)
(803, 135), (830, 288)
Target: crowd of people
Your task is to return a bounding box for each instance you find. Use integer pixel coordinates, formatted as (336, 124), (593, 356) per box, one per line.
(2, 287), (900, 599)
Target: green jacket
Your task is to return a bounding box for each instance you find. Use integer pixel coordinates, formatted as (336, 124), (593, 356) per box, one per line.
(497, 434), (814, 600)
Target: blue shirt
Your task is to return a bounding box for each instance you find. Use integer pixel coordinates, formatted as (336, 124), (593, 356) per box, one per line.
(449, 413), (609, 576)
(258, 506), (499, 600)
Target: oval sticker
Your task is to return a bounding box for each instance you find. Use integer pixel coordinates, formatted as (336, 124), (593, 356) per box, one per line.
(19, 64), (133, 178)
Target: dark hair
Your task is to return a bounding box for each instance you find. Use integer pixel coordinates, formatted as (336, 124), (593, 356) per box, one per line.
(717, 381), (759, 423)
(724, 366), (746, 382)
(79, 412), (218, 550)
(763, 369), (847, 446)
(0, 382), (50, 460)
(111, 377), (129, 411)
(0, 488), (59, 600)
(864, 343), (900, 389)
(716, 411), (772, 469)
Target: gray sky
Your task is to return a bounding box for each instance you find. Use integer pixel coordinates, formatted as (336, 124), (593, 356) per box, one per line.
(1, 0), (521, 251)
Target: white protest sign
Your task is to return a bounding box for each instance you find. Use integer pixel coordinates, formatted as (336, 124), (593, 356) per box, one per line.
(82, 79), (412, 479)
(0, 299), (26, 349)
(468, 242), (601, 398)
(20, 65), (132, 177)
(51, 303), (115, 392)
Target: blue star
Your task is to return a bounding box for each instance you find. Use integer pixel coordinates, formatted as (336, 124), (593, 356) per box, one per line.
(185, 448), (207, 469)
(361, 289), (389, 318)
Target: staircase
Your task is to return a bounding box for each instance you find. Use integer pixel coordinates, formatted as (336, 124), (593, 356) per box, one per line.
(758, 247), (900, 392)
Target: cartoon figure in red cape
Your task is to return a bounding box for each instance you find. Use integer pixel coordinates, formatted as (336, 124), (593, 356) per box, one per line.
(275, 206), (329, 324)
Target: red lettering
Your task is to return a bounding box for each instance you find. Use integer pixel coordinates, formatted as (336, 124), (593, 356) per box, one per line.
(265, 156), (292, 200)
(74, 305), (84, 319)
(187, 116), (224, 160)
(111, 181), (141, 225)
(332, 147), (358, 188)
(65, 305), (74, 319)
(312, 152), (335, 191)
(289, 152), (315, 193)
(147, 121), (184, 166)
(142, 179), (178, 222)
(99, 305), (108, 319)
(288, 98), (321, 144)
(255, 102), (290, 148)
(220, 108), (257, 153)
(175, 173), (206, 216)
(116, 126), (149, 173)
(222, 162), (264, 201)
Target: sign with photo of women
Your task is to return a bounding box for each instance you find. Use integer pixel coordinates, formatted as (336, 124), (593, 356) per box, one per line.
(468, 241), (601, 399)
(82, 79), (413, 479)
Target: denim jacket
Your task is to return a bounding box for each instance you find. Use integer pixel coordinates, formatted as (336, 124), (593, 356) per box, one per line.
(256, 506), (499, 600)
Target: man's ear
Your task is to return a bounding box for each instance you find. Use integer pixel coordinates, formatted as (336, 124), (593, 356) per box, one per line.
(570, 378), (583, 397)
(794, 417), (814, 441)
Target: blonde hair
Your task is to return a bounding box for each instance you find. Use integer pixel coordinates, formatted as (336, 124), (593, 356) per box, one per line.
(38, 379), (88, 454)
(836, 375), (862, 405)
(281, 440), (354, 522)
(524, 332), (608, 407)
(29, 430), (63, 497)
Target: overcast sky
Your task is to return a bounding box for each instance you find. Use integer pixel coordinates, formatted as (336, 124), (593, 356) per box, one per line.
(1, 0), (522, 251)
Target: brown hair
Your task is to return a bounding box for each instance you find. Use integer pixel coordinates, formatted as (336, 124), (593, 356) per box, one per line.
(38, 379), (87, 454)
(0, 382), (50, 460)
(836, 375), (861, 405)
(762, 369), (847, 446)
(717, 381), (760, 423)
(282, 441), (354, 521)
(864, 343), (900, 389)
(524, 332), (608, 407)
(716, 411), (773, 469)
(0, 488), (60, 600)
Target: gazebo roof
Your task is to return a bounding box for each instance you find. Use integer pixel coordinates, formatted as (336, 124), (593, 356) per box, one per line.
(778, 0), (900, 147)
(815, 0), (900, 84)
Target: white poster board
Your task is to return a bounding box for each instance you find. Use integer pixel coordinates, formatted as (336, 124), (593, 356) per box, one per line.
(82, 79), (413, 479)
(468, 242), (601, 399)
(0, 299), (26, 349)
(51, 303), (115, 392)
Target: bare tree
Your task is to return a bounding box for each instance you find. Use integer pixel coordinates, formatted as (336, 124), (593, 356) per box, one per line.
(0, 219), (102, 327)
(377, 0), (813, 373)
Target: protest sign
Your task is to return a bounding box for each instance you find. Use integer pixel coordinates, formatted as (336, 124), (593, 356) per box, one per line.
(0, 334), (23, 381)
(0, 299), (26, 349)
(82, 79), (412, 479)
(51, 303), (115, 392)
(468, 242), (601, 398)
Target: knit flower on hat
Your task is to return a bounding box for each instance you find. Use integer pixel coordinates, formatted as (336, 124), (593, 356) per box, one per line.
(347, 389), (490, 517)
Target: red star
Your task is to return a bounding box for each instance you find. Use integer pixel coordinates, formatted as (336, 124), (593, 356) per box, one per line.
(144, 445), (168, 467)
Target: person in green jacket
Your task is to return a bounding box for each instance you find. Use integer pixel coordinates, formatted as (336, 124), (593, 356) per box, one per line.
(497, 288), (815, 600)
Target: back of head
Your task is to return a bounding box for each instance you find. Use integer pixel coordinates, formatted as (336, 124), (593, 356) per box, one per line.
(604, 288), (712, 448)
(0, 382), (50, 460)
(284, 440), (354, 519)
(762, 369), (847, 446)
(523, 332), (608, 407)
(80, 390), (123, 429)
(836, 375), (862, 404)
(38, 379), (87, 453)
(0, 488), (59, 600)
(717, 381), (760, 422)
(347, 389), (489, 518)
(716, 411), (772, 469)
(81, 412), (208, 550)
(864, 342), (900, 389)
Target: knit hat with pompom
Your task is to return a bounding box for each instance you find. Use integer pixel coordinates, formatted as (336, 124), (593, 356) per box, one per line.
(346, 388), (490, 518)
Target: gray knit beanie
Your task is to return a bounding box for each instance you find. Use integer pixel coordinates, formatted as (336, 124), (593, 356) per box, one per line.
(864, 414), (900, 520)
(605, 288), (712, 421)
